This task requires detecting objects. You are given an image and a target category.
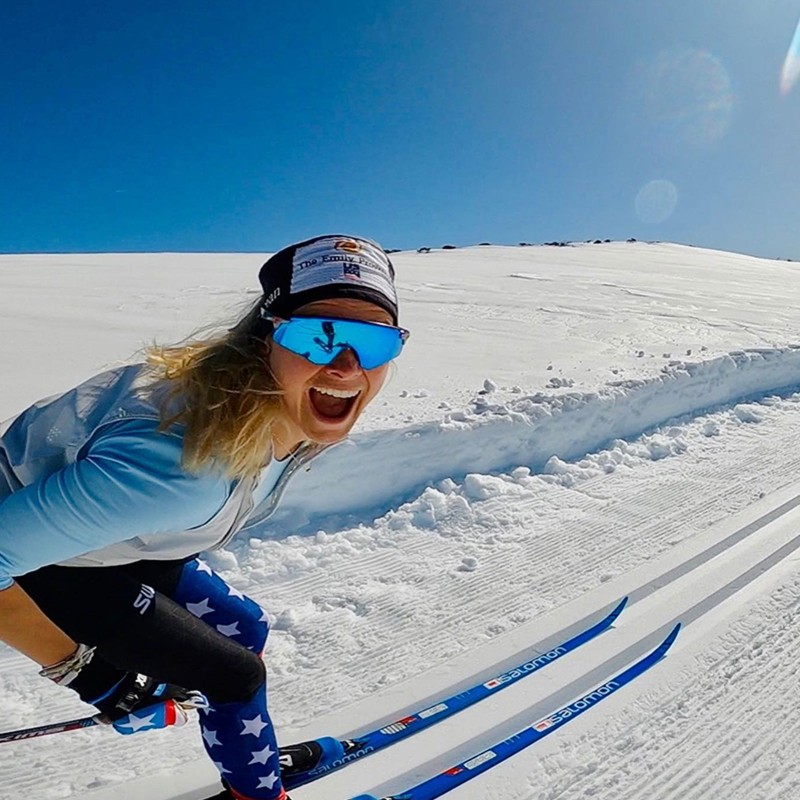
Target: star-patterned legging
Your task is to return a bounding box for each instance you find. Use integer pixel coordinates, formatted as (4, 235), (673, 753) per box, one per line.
(175, 557), (283, 799)
(18, 556), (285, 800)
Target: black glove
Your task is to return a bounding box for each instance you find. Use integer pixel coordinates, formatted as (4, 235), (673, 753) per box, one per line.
(77, 668), (201, 723)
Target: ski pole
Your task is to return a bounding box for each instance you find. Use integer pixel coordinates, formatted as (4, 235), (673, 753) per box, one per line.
(0, 715), (100, 743)
(0, 691), (208, 743)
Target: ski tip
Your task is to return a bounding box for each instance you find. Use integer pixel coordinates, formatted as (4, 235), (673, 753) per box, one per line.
(349, 795), (381, 800)
(660, 622), (682, 652)
(602, 596), (628, 628)
(612, 596), (629, 617)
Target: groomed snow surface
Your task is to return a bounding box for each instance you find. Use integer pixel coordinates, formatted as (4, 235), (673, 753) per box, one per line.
(2, 242), (800, 799)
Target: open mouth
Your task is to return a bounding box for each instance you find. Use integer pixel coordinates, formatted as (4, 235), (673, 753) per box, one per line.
(308, 386), (361, 421)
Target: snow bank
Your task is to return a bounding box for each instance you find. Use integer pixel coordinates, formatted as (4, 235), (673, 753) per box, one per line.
(261, 346), (800, 533)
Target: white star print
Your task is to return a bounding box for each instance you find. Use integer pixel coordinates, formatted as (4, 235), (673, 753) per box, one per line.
(186, 597), (214, 618)
(212, 761), (232, 775)
(202, 728), (221, 748)
(116, 712), (157, 733)
(248, 744), (276, 765)
(240, 714), (268, 737)
(216, 621), (240, 637)
(227, 585), (245, 600)
(195, 559), (214, 575)
(256, 772), (279, 790)
(259, 610), (270, 624)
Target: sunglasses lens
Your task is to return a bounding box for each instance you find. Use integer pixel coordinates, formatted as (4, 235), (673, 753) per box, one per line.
(272, 317), (405, 369)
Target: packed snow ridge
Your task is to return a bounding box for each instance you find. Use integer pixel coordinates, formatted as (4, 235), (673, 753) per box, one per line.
(271, 346), (800, 531)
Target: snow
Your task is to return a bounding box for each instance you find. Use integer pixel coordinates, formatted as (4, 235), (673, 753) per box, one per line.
(3, 241), (800, 799)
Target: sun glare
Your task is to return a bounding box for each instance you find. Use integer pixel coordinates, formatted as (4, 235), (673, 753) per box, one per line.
(635, 179), (679, 224)
(641, 48), (735, 148)
(781, 13), (800, 95)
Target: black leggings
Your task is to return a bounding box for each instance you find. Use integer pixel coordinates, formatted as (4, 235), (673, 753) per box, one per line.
(17, 558), (265, 704)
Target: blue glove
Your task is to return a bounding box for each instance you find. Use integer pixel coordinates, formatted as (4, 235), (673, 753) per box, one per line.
(41, 644), (208, 734)
(103, 673), (208, 735)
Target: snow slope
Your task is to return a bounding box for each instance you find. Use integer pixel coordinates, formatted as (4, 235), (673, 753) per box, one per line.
(2, 242), (800, 800)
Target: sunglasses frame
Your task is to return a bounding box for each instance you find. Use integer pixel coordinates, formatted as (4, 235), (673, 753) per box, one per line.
(261, 312), (410, 368)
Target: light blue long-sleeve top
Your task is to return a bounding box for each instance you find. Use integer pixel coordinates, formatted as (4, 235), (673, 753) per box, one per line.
(0, 417), (289, 591)
(0, 364), (303, 592)
(0, 418), (224, 590)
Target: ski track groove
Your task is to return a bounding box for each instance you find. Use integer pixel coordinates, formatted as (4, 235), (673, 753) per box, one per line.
(553, 579), (800, 800)
(279, 538), (764, 710)
(470, 512), (800, 800)
(260, 428), (800, 714)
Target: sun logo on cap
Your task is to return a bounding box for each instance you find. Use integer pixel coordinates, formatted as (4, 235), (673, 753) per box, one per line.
(334, 239), (362, 254)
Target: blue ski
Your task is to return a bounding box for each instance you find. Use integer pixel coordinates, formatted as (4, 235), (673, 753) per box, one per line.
(350, 622), (681, 800)
(284, 597), (627, 790)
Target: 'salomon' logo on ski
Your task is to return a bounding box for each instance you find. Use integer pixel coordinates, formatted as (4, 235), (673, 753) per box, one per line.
(533, 680), (621, 731)
(483, 645), (568, 690)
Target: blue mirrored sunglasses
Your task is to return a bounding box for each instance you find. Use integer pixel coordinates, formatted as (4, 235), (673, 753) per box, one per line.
(263, 314), (410, 370)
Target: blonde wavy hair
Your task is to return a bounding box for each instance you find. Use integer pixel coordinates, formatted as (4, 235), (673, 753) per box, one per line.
(144, 298), (283, 480)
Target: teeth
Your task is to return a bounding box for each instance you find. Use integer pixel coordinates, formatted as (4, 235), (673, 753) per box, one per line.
(312, 387), (361, 399)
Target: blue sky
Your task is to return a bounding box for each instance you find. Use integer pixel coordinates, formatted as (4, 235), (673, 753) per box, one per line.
(2, 0), (800, 258)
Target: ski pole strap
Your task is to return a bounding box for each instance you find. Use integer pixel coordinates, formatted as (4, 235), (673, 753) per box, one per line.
(174, 689), (210, 712)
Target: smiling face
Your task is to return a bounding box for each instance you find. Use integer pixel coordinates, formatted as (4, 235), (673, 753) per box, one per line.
(268, 297), (394, 458)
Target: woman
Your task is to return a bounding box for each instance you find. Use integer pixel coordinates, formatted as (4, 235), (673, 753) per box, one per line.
(0, 234), (409, 800)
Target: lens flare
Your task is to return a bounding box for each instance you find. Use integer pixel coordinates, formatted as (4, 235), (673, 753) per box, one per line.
(635, 180), (679, 224)
(780, 14), (800, 95)
(641, 48), (735, 148)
